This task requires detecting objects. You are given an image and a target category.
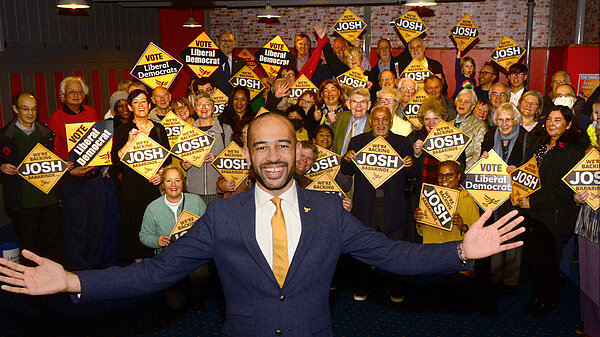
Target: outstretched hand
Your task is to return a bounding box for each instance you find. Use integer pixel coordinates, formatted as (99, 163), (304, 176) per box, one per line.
(0, 250), (81, 295)
(461, 209), (525, 260)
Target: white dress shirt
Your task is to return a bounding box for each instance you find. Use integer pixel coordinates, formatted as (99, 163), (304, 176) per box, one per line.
(510, 87), (525, 107)
(255, 182), (302, 268)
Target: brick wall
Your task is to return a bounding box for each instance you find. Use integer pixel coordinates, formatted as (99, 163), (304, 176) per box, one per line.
(209, 0), (554, 49)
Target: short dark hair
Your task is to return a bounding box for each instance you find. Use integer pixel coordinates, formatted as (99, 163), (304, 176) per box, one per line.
(482, 61), (499, 76)
(310, 124), (333, 141)
(13, 91), (36, 106)
(508, 63), (528, 75)
(127, 89), (150, 106)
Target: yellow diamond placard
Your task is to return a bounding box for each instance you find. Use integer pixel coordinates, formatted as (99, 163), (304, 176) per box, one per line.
(423, 119), (472, 162)
(393, 11), (427, 43)
(17, 144), (68, 194)
(179, 32), (227, 78)
(237, 48), (258, 70)
(160, 112), (187, 148)
(306, 173), (348, 199)
(170, 124), (215, 168)
(353, 136), (405, 189)
(400, 58), (434, 89)
(462, 150), (512, 211)
(304, 145), (341, 181)
(332, 8), (367, 42)
(131, 42), (183, 89)
(510, 155), (541, 202)
(121, 132), (170, 180)
(66, 121), (113, 166)
(211, 142), (251, 189)
(229, 65), (265, 100)
(449, 14), (480, 51)
(169, 210), (201, 241)
(289, 75), (318, 105)
(256, 107), (270, 117)
(562, 148), (600, 211)
(337, 67), (368, 93)
(402, 88), (428, 129)
(256, 35), (294, 77)
(211, 88), (228, 116)
(418, 183), (460, 231)
(491, 35), (525, 71)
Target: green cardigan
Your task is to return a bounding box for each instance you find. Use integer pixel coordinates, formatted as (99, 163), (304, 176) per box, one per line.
(139, 193), (206, 255)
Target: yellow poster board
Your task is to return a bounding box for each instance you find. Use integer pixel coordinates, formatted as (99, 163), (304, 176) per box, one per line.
(256, 35), (294, 77)
(211, 88), (228, 116)
(66, 121), (113, 167)
(393, 11), (427, 43)
(179, 32), (226, 78)
(169, 210), (201, 241)
(337, 67), (368, 93)
(418, 183), (460, 231)
(212, 142), (251, 189)
(289, 75), (318, 105)
(305, 173), (348, 199)
(131, 42), (183, 89)
(237, 48), (258, 70)
(402, 88), (428, 129)
(400, 59), (434, 89)
(17, 144), (68, 194)
(170, 124), (215, 168)
(562, 148), (600, 211)
(304, 145), (341, 181)
(256, 107), (270, 117)
(120, 132), (170, 180)
(490, 35), (525, 71)
(229, 65), (265, 100)
(332, 8), (367, 42)
(422, 120), (471, 162)
(463, 150), (512, 211)
(160, 112), (187, 148)
(353, 136), (404, 189)
(510, 155), (541, 202)
(449, 14), (479, 51)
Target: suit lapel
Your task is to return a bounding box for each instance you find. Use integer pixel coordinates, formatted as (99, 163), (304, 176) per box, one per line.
(238, 188), (280, 287)
(284, 188), (316, 288)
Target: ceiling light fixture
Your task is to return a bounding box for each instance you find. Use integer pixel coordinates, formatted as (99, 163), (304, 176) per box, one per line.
(183, 8), (202, 28)
(57, 0), (90, 9)
(405, 0), (438, 6)
(257, 0), (281, 19)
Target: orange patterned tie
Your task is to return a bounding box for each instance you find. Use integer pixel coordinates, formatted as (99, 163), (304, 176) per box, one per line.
(271, 197), (289, 287)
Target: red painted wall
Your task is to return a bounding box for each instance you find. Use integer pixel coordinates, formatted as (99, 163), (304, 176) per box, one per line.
(159, 9), (206, 98)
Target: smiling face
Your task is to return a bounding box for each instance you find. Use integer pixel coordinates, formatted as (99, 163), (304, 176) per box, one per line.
(13, 94), (37, 128)
(244, 115), (298, 196)
(496, 110), (516, 136)
(379, 70), (395, 90)
(399, 78), (417, 104)
(218, 32), (235, 56)
(424, 77), (442, 99)
(313, 127), (333, 149)
(423, 110), (441, 132)
(376, 39), (392, 64)
(115, 99), (131, 120)
(152, 87), (171, 110)
(232, 90), (249, 115)
(489, 85), (509, 110)
(332, 38), (347, 60)
(295, 146), (315, 175)
(129, 93), (150, 118)
(369, 108), (392, 137)
(162, 168), (184, 202)
(518, 94), (539, 119)
(345, 50), (362, 69)
(551, 73), (570, 94)
(545, 110), (571, 141)
(174, 101), (191, 120)
(195, 97), (214, 121)
(473, 101), (490, 122)
(377, 92), (399, 115)
(478, 65), (496, 86)
(509, 71), (527, 90)
(321, 83), (340, 107)
(346, 94), (371, 119)
(437, 164), (460, 189)
(63, 80), (85, 108)
(295, 36), (311, 59)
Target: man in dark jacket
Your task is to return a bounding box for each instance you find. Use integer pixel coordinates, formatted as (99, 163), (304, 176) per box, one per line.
(341, 105), (417, 302)
(0, 92), (61, 262)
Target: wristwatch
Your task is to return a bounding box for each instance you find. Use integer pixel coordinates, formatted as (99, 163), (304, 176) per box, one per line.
(456, 241), (472, 265)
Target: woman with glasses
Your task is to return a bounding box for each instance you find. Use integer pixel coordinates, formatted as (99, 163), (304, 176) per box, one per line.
(376, 88), (413, 136)
(183, 92), (232, 204)
(517, 91), (544, 132)
(171, 97), (196, 125)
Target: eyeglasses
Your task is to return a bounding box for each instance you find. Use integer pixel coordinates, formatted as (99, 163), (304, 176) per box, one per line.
(497, 118), (515, 124)
(490, 92), (508, 98)
(66, 90), (84, 97)
(509, 72), (526, 77)
(196, 103), (213, 109)
(174, 105), (187, 112)
(400, 86), (415, 92)
(281, 73), (295, 78)
(349, 100), (369, 106)
(17, 106), (37, 113)
(521, 100), (539, 107)
(378, 98), (398, 104)
(438, 173), (457, 180)
(478, 71), (495, 76)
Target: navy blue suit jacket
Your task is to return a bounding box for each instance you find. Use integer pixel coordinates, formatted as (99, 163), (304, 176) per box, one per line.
(75, 187), (470, 336)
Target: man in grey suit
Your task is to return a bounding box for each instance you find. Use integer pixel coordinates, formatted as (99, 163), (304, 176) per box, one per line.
(0, 113), (525, 336)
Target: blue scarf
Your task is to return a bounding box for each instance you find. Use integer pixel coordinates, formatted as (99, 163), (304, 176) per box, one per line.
(493, 126), (520, 162)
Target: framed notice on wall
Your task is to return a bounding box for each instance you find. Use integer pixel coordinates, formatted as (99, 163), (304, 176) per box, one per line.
(577, 74), (600, 100)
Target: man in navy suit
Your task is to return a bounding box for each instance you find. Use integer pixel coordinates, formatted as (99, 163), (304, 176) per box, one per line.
(210, 31), (247, 96)
(0, 113), (525, 337)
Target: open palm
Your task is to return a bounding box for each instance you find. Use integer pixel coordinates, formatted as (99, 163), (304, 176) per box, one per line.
(0, 250), (71, 295)
(462, 209), (525, 260)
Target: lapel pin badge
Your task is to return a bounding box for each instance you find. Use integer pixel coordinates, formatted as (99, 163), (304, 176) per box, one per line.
(304, 207), (311, 213)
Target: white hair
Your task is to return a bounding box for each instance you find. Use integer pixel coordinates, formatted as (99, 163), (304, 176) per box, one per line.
(59, 76), (89, 102)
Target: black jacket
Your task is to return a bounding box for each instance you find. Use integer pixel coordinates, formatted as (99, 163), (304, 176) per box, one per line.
(210, 55), (247, 97)
(0, 119), (56, 209)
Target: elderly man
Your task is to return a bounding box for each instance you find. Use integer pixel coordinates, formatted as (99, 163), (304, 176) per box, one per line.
(0, 111), (527, 337)
(397, 77), (418, 113)
(211, 31), (247, 96)
(553, 83), (592, 130)
(148, 86), (172, 122)
(367, 39), (394, 95)
(47, 76), (105, 271)
(508, 63), (528, 106)
(294, 33), (331, 87)
(542, 71), (571, 117)
(0, 92), (61, 263)
(488, 83), (510, 122)
(424, 76), (457, 121)
(332, 88), (372, 155)
(474, 62), (498, 101)
(341, 105), (417, 302)
(377, 88), (413, 137)
(390, 37), (445, 90)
